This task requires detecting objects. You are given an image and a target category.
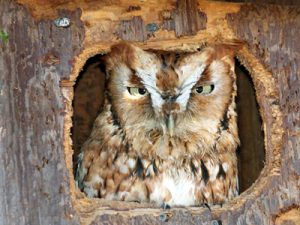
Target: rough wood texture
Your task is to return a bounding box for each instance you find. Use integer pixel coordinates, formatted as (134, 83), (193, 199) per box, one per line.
(117, 16), (147, 42)
(162, 0), (207, 37)
(227, 3), (300, 177)
(1, 0), (298, 224)
(227, 3), (300, 224)
(0, 1), (84, 224)
(115, 0), (207, 41)
(221, 0), (300, 5)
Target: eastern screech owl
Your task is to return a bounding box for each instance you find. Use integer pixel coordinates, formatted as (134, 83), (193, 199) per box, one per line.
(76, 42), (240, 207)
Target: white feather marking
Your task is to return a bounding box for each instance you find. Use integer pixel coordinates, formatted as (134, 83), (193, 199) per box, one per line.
(135, 55), (164, 110)
(192, 159), (199, 168)
(206, 161), (219, 181)
(118, 191), (129, 200)
(100, 151), (108, 160)
(222, 162), (229, 172)
(142, 159), (150, 168)
(162, 173), (196, 206)
(106, 193), (117, 201)
(119, 165), (129, 174)
(176, 64), (206, 110)
(149, 186), (164, 205)
(145, 164), (154, 177)
(127, 158), (136, 169)
(137, 71), (164, 109)
(85, 175), (104, 187)
(149, 170), (199, 206)
(83, 186), (98, 198)
(203, 191), (210, 199)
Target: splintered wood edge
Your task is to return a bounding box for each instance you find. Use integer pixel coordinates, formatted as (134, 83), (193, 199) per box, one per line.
(60, 41), (284, 224)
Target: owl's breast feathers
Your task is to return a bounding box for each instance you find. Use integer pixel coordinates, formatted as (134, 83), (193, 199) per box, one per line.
(76, 99), (239, 206)
(75, 42), (241, 207)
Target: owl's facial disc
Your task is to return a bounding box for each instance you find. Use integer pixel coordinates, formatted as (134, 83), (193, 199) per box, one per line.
(131, 51), (211, 137)
(122, 47), (222, 137)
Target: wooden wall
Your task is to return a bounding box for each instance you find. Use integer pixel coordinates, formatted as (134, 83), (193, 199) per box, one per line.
(0, 0), (299, 224)
(0, 1), (84, 225)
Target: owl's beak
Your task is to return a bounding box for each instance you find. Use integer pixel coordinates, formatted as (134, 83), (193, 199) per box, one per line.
(167, 114), (175, 137)
(162, 94), (178, 137)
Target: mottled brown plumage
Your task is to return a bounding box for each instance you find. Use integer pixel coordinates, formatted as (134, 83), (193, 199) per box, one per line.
(76, 42), (240, 207)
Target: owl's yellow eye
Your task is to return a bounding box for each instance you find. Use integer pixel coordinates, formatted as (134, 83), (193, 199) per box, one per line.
(127, 87), (148, 96)
(194, 84), (214, 95)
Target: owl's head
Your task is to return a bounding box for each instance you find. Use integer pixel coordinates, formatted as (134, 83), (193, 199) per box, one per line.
(104, 43), (241, 144)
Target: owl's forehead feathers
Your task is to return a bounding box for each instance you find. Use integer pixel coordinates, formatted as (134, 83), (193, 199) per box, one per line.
(106, 41), (241, 70)
(105, 43), (160, 74)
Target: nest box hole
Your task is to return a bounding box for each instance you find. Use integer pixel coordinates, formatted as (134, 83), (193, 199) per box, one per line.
(71, 54), (265, 197)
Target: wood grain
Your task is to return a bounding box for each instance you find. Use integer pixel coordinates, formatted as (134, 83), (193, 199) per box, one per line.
(0, 1), (84, 225)
(162, 0), (207, 37)
(1, 1), (298, 225)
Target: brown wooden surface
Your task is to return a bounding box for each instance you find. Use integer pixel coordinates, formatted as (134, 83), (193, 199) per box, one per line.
(0, 0), (299, 224)
(227, 3), (300, 223)
(170, 0), (207, 37)
(0, 1), (84, 224)
(221, 0), (300, 5)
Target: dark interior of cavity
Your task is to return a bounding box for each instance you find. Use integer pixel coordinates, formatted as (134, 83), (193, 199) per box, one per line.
(72, 55), (106, 171)
(235, 60), (265, 192)
(71, 54), (265, 193)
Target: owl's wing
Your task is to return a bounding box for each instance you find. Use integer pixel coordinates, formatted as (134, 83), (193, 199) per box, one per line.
(74, 100), (122, 195)
(74, 111), (107, 191)
(75, 140), (96, 190)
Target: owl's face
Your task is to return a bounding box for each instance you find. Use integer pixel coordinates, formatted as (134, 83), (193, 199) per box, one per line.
(105, 43), (237, 141)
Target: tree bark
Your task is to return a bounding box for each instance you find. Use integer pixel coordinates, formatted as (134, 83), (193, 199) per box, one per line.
(0, 1), (84, 224)
(0, 0), (299, 224)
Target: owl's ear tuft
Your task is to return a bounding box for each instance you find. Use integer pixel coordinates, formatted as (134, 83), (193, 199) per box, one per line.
(212, 40), (245, 60)
(104, 42), (137, 70)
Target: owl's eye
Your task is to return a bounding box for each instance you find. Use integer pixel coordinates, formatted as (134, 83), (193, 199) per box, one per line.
(194, 84), (214, 95)
(127, 87), (148, 96)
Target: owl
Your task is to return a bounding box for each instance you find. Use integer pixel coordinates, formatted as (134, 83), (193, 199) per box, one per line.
(75, 42), (240, 207)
